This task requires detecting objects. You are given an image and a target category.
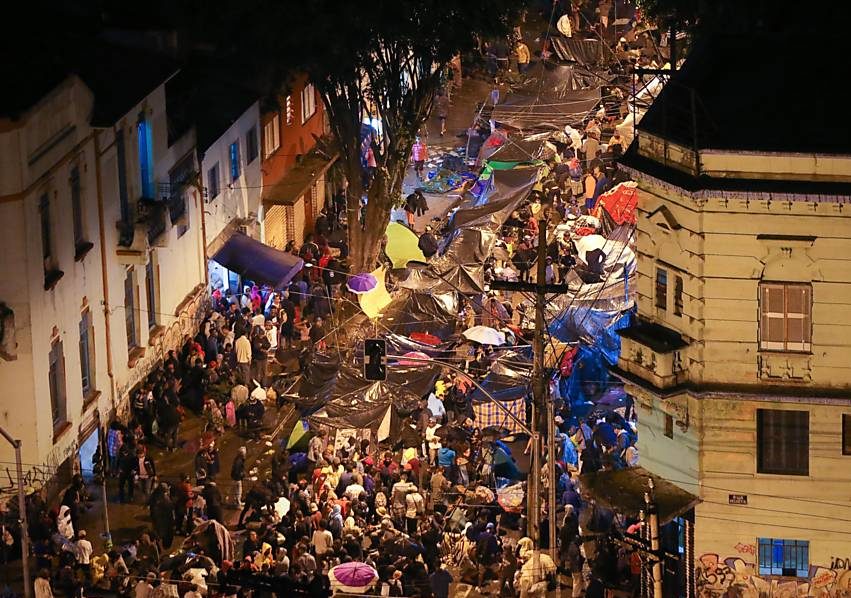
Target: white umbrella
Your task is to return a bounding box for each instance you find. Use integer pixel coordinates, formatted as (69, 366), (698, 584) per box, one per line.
(462, 325), (506, 346)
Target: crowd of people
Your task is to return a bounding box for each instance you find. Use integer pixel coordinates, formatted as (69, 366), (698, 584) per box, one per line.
(17, 3), (665, 597)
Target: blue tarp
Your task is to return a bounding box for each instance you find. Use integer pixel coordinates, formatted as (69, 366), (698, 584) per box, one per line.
(212, 233), (304, 289)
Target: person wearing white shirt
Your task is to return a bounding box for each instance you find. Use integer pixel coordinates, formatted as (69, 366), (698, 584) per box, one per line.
(425, 420), (442, 465)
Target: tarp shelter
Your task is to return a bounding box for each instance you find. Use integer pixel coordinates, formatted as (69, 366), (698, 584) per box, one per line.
(579, 466), (700, 525)
(549, 37), (617, 67)
(385, 222), (426, 269)
(358, 266), (393, 319)
(470, 373), (529, 435)
(491, 87), (601, 131)
(594, 182), (639, 226)
(211, 233), (304, 288)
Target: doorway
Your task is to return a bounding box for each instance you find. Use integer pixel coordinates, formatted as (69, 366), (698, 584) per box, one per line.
(78, 428), (99, 482)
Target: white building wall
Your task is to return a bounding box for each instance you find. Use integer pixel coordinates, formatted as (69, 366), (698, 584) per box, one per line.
(202, 101), (262, 249)
(0, 77), (110, 476)
(96, 85), (206, 408)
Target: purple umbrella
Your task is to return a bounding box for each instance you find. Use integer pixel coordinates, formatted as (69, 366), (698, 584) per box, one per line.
(329, 562), (379, 594)
(346, 272), (378, 294)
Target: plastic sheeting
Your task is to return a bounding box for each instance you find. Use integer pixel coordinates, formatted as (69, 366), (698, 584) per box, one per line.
(385, 222), (426, 269)
(491, 87), (602, 131)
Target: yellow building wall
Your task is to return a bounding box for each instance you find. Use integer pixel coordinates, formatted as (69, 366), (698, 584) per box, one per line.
(622, 146), (851, 592)
(633, 177), (851, 389)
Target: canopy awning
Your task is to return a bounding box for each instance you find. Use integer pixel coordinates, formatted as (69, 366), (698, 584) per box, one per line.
(579, 466), (700, 525)
(211, 233), (304, 288)
(262, 148), (338, 206)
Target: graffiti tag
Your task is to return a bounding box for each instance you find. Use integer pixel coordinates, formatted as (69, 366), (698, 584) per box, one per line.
(734, 543), (756, 556)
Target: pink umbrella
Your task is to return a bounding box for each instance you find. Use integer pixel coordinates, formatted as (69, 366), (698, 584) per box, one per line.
(399, 351), (431, 366)
(329, 562), (379, 594)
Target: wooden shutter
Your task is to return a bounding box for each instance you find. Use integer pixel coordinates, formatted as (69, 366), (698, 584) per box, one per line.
(760, 284), (786, 350)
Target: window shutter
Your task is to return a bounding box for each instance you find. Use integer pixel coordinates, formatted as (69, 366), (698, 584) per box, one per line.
(761, 284), (787, 349)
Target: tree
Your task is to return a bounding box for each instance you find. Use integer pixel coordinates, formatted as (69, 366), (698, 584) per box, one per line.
(185, 0), (524, 272)
(279, 0), (526, 272)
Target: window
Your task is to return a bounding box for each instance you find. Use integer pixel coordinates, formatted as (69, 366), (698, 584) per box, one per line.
(285, 96), (294, 126)
(246, 126), (259, 163)
(843, 414), (851, 456)
(655, 267), (668, 310)
(207, 163), (220, 199)
(673, 275), (684, 316)
(229, 141), (241, 181)
(760, 283), (812, 352)
(758, 538), (808, 577)
(39, 194), (53, 272)
(48, 338), (67, 425)
(664, 413), (674, 438)
(79, 310), (95, 396)
(124, 269), (138, 350)
(70, 166), (85, 248)
(301, 83), (316, 123)
(137, 116), (154, 199)
(757, 409), (809, 476)
(116, 129), (130, 222)
(145, 259), (158, 329)
(264, 114), (281, 157)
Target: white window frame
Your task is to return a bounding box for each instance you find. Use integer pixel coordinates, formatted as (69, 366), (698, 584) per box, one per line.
(264, 114), (280, 157)
(301, 84), (317, 123)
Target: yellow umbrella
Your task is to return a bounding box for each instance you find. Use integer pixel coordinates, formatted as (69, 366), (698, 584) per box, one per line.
(385, 222), (426, 269)
(359, 266), (393, 319)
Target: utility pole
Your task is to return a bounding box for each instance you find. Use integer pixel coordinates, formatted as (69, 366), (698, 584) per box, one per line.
(0, 426), (31, 598)
(618, 479), (672, 598)
(491, 209), (567, 572)
(647, 480), (663, 598)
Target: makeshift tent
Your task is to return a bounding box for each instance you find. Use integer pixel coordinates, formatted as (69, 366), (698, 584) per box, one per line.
(594, 181), (639, 226)
(549, 37), (617, 67)
(211, 233), (304, 288)
(384, 222), (426, 269)
(580, 466), (700, 525)
(358, 266), (393, 319)
(491, 87), (601, 131)
(469, 372), (529, 435)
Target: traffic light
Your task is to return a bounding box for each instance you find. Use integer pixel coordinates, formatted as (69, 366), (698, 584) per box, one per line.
(364, 338), (387, 381)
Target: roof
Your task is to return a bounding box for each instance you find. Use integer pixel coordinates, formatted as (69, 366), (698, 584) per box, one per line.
(75, 43), (178, 127)
(617, 319), (688, 354)
(167, 64), (260, 154)
(580, 466), (700, 525)
(638, 33), (851, 155)
(0, 37), (177, 124)
(619, 146), (851, 196)
(262, 147), (338, 206)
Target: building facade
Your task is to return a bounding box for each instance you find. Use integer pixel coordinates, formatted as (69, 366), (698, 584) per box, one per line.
(0, 48), (206, 496)
(200, 98), (263, 293)
(260, 75), (334, 249)
(616, 35), (851, 592)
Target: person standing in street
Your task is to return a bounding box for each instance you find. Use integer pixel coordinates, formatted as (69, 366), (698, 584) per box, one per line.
(515, 40), (531, 73)
(434, 90), (450, 136)
(230, 446), (247, 506)
(234, 331), (252, 385)
(412, 137), (428, 179)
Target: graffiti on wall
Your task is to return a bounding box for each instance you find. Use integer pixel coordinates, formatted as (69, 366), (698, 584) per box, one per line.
(696, 553), (851, 598)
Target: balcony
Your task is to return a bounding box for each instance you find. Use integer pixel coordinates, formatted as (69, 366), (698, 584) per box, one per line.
(138, 198), (168, 246)
(158, 181), (189, 226)
(616, 319), (690, 390)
